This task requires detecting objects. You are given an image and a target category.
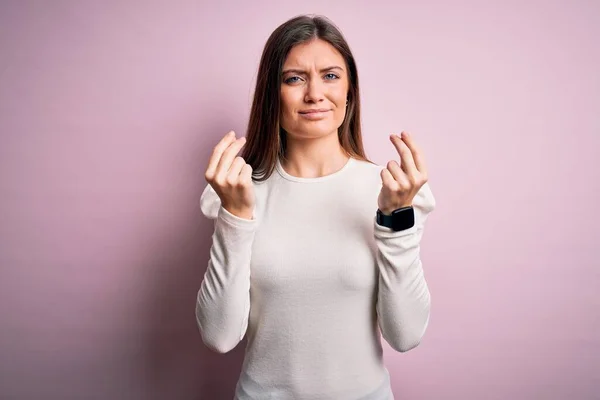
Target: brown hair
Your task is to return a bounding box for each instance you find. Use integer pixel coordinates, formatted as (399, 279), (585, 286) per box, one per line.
(241, 14), (373, 182)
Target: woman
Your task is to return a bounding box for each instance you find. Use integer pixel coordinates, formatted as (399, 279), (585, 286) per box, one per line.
(197, 14), (436, 400)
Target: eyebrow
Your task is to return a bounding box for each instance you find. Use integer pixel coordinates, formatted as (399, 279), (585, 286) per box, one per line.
(282, 66), (344, 75)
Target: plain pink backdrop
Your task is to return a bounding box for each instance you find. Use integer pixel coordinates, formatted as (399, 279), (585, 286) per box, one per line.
(1, 1), (598, 399)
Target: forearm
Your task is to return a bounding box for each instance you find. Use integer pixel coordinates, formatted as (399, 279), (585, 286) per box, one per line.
(373, 181), (435, 352)
(375, 224), (431, 352)
(196, 205), (257, 353)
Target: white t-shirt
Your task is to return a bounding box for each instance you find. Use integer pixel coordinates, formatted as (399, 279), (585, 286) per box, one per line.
(196, 156), (436, 399)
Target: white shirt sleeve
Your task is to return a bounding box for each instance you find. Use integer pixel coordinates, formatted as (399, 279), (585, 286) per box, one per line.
(373, 182), (436, 352)
(195, 183), (258, 353)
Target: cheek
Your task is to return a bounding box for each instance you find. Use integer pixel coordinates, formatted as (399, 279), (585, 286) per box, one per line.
(279, 90), (298, 131)
(280, 90), (298, 114)
(333, 89), (347, 114)
(332, 86), (347, 104)
(335, 84), (349, 117)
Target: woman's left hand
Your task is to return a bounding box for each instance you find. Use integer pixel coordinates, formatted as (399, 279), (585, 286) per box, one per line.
(378, 132), (428, 215)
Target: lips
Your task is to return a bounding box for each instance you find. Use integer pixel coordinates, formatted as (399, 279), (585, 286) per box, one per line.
(298, 109), (330, 114)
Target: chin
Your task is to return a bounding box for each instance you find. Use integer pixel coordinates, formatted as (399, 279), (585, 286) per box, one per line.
(296, 124), (340, 138)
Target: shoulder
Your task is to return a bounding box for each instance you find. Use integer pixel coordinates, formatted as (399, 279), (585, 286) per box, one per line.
(350, 158), (386, 184)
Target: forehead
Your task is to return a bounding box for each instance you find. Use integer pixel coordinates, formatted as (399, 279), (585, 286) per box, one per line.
(283, 38), (345, 68)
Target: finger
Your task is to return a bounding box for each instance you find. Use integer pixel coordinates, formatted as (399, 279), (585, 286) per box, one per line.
(205, 131), (236, 179)
(401, 132), (427, 175)
(215, 137), (247, 180)
(239, 163), (253, 184)
(380, 168), (398, 191)
(226, 157), (246, 184)
(399, 137), (418, 176)
(386, 160), (411, 189)
(390, 134), (418, 177)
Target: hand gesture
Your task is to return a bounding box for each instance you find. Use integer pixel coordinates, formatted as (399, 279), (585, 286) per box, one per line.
(204, 131), (255, 220)
(378, 132), (428, 215)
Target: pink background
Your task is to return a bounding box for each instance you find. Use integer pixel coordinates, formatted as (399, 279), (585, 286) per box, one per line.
(1, 1), (598, 399)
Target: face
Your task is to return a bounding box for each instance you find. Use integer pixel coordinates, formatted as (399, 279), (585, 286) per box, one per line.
(279, 38), (349, 140)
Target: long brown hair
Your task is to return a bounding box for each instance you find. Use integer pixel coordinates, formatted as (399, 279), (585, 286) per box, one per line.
(241, 14), (373, 182)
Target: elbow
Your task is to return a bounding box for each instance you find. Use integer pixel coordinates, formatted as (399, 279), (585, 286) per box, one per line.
(388, 333), (424, 353)
(195, 300), (241, 354)
(196, 317), (240, 354)
(200, 331), (239, 354)
(386, 322), (429, 352)
(384, 302), (431, 353)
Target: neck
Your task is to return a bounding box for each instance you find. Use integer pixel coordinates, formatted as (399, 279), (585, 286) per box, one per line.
(280, 131), (349, 179)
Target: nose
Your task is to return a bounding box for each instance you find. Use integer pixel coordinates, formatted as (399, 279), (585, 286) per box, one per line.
(304, 78), (325, 104)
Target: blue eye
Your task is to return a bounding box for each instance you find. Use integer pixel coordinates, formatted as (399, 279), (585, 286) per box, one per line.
(283, 74), (339, 84)
(284, 76), (301, 84)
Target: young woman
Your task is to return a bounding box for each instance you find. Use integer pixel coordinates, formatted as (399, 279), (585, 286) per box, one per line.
(197, 14), (436, 400)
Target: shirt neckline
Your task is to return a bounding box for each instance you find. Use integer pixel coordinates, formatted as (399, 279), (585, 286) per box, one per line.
(275, 156), (355, 183)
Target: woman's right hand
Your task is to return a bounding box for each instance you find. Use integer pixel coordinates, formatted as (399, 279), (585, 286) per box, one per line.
(204, 131), (255, 220)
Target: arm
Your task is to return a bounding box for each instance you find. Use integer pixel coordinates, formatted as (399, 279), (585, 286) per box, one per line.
(374, 182), (436, 352)
(196, 183), (257, 353)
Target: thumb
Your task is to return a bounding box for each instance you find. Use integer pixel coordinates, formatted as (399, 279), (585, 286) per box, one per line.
(380, 167), (395, 189)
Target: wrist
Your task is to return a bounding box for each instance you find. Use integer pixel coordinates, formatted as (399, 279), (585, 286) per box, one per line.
(379, 204), (412, 215)
(376, 206), (415, 231)
(223, 205), (253, 220)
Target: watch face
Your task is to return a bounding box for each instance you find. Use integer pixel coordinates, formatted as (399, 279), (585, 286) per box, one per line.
(391, 206), (413, 215)
(391, 207), (415, 231)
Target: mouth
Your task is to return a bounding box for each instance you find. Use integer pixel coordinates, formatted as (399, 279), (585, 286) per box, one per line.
(298, 108), (331, 114)
(298, 109), (331, 120)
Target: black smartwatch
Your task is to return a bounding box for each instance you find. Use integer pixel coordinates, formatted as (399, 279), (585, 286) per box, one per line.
(376, 206), (415, 231)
